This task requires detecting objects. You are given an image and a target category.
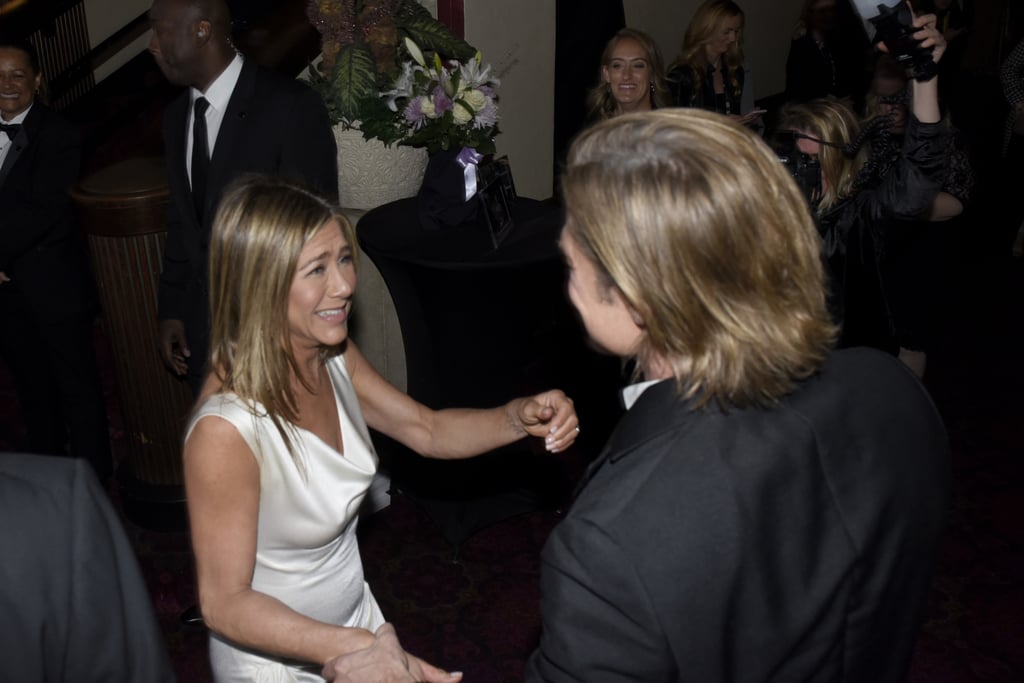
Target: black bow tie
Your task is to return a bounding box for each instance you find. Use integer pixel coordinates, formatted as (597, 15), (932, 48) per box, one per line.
(0, 123), (20, 139)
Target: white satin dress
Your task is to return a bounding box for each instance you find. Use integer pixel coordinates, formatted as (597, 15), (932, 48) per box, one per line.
(185, 355), (385, 682)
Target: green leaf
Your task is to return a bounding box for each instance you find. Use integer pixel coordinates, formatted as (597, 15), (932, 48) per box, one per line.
(331, 44), (378, 122)
(399, 14), (476, 61)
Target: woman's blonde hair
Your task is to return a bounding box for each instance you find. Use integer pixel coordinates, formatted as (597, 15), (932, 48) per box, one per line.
(586, 28), (671, 121)
(206, 175), (356, 456)
(777, 97), (867, 212)
(669, 0), (745, 101)
(561, 109), (836, 409)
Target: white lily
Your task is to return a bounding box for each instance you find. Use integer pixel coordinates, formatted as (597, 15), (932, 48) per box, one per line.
(459, 50), (499, 90)
(381, 61), (423, 112)
(404, 37), (427, 68)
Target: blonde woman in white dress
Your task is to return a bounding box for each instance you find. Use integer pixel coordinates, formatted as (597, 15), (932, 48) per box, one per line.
(185, 175), (580, 683)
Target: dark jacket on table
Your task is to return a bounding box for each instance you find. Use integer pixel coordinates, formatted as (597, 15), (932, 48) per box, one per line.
(667, 63), (744, 115)
(0, 454), (176, 682)
(818, 116), (948, 351)
(156, 59), (337, 365)
(526, 347), (949, 682)
(0, 102), (94, 317)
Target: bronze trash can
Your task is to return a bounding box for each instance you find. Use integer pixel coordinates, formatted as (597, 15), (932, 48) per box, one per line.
(72, 157), (193, 529)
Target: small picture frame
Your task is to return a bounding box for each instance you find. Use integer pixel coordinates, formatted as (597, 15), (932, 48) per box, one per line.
(476, 156), (517, 248)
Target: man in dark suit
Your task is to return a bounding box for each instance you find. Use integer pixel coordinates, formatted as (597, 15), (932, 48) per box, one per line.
(0, 36), (112, 481)
(0, 453), (175, 682)
(149, 0), (337, 393)
(524, 108), (949, 679)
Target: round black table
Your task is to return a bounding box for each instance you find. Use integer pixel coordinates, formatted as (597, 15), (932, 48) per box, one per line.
(357, 197), (623, 550)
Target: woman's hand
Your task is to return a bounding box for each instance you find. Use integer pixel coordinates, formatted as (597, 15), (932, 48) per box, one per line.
(322, 623), (462, 683)
(911, 11), (947, 64)
(508, 389), (579, 453)
(875, 7), (946, 65)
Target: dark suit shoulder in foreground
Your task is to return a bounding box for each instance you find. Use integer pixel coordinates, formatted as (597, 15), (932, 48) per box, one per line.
(0, 454), (175, 682)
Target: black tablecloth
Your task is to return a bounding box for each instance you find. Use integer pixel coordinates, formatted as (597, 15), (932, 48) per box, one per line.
(356, 197), (621, 548)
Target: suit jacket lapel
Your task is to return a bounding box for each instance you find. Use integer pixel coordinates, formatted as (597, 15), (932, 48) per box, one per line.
(166, 91), (197, 227)
(206, 60), (257, 207)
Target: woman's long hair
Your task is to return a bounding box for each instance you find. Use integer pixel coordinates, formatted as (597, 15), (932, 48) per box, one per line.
(205, 175), (356, 461)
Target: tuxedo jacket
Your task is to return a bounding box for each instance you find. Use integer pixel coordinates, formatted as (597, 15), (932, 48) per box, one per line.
(156, 59), (337, 347)
(0, 103), (94, 317)
(0, 454), (175, 682)
(526, 348), (950, 682)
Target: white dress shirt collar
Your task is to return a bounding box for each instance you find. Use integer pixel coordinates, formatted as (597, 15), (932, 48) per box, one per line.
(193, 52), (244, 113)
(621, 378), (666, 411)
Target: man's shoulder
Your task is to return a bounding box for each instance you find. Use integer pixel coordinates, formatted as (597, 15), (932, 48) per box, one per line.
(245, 62), (320, 98)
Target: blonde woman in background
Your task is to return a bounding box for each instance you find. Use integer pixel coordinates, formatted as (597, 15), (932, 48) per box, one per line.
(667, 0), (762, 127)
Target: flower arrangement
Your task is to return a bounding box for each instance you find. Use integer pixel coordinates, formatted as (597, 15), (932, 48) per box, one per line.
(306, 0), (500, 155)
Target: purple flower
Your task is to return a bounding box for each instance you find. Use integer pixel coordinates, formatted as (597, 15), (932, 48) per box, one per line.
(404, 97), (427, 127)
(432, 89), (453, 115)
(474, 98), (498, 128)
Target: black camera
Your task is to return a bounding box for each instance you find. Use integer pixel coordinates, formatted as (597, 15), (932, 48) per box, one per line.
(771, 132), (823, 206)
(854, 1), (934, 71)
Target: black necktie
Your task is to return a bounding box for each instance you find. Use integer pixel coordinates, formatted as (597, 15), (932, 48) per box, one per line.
(0, 123), (20, 140)
(191, 97), (211, 219)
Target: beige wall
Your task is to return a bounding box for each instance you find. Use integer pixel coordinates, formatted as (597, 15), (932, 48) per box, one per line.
(465, 1), (556, 200)
(85, 0), (151, 81)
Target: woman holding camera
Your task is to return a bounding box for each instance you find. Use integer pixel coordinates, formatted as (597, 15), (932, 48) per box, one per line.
(777, 9), (949, 352)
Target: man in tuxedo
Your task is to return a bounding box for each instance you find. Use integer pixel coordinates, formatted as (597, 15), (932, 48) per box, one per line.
(0, 35), (112, 481)
(0, 453), (175, 682)
(149, 0), (337, 394)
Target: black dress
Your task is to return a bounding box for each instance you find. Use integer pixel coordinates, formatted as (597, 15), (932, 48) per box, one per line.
(785, 32), (867, 108)
(816, 117), (949, 352)
(667, 62), (744, 115)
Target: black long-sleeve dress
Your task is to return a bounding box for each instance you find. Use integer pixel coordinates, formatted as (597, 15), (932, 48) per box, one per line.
(667, 62), (744, 115)
(817, 116), (949, 352)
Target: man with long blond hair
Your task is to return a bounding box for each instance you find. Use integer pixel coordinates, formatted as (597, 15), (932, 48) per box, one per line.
(523, 107), (949, 680)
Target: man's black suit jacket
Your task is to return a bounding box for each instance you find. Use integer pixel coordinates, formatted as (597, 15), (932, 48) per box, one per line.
(156, 59), (337, 373)
(527, 348), (950, 682)
(0, 103), (93, 317)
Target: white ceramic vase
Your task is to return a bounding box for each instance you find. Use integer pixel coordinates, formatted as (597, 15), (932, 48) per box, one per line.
(333, 125), (428, 211)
